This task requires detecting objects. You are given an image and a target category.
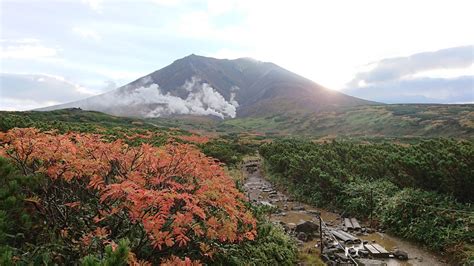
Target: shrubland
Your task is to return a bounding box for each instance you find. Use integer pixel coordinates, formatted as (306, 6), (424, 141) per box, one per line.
(0, 127), (296, 265)
(259, 139), (474, 263)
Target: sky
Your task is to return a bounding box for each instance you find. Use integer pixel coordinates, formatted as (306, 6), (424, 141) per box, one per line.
(0, 0), (473, 110)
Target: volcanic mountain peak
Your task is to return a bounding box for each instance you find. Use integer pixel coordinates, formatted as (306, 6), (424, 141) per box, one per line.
(38, 54), (376, 118)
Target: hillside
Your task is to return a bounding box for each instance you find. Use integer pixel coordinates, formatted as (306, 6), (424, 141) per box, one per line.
(7, 104), (474, 139)
(146, 104), (474, 139)
(37, 54), (375, 118)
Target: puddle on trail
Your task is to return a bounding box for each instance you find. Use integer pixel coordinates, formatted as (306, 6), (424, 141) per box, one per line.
(242, 162), (448, 266)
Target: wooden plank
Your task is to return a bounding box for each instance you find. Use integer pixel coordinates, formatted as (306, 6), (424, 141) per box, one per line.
(337, 230), (361, 244)
(350, 218), (361, 229)
(330, 230), (353, 243)
(344, 218), (353, 229)
(364, 244), (380, 254)
(371, 243), (389, 254)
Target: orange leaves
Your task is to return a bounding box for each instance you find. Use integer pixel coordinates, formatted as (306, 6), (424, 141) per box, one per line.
(191, 224), (204, 237)
(161, 256), (201, 266)
(243, 231), (256, 241)
(128, 251), (152, 266)
(0, 128), (258, 263)
(94, 227), (110, 239)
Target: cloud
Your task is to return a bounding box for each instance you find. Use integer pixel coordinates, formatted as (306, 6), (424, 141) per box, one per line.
(72, 27), (102, 41)
(0, 73), (96, 111)
(0, 39), (58, 59)
(345, 76), (473, 104)
(344, 46), (474, 103)
(347, 46), (474, 87)
(150, 0), (182, 7)
(82, 0), (102, 12)
(103, 80), (117, 91)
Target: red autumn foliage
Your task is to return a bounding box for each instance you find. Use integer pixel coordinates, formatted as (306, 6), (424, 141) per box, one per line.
(0, 128), (256, 264)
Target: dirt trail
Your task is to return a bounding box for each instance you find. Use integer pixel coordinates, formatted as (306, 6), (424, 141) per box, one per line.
(242, 159), (448, 266)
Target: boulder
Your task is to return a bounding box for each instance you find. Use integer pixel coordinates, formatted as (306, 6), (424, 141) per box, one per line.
(295, 220), (319, 235)
(287, 223), (296, 230)
(394, 249), (409, 260)
(297, 232), (308, 242)
(358, 249), (369, 257)
(291, 205), (305, 211)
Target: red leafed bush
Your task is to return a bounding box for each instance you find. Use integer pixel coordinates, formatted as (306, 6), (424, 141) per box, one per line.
(0, 128), (256, 264)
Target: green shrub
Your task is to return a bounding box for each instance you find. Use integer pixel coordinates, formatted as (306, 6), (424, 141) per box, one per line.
(213, 206), (297, 265)
(378, 188), (473, 251)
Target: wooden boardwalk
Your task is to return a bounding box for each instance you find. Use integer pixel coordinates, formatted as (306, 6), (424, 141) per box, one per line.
(364, 243), (390, 258)
(344, 217), (362, 230)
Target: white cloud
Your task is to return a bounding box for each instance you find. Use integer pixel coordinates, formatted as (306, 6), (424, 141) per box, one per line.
(72, 27), (102, 41)
(0, 73), (97, 111)
(343, 46), (474, 104)
(347, 46), (474, 87)
(0, 39), (57, 59)
(82, 0), (102, 12)
(150, 0), (182, 7)
(412, 64), (474, 79)
(0, 98), (61, 111)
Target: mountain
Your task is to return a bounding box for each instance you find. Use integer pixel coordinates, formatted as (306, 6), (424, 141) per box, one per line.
(38, 54), (376, 118)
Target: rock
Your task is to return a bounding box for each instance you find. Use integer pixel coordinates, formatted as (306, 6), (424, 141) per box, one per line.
(358, 249), (369, 257)
(292, 205), (305, 211)
(296, 239), (305, 247)
(322, 247), (339, 255)
(348, 247), (357, 256)
(259, 201), (275, 208)
(366, 228), (375, 233)
(287, 223), (296, 229)
(394, 249), (409, 260)
(295, 220), (319, 235)
(297, 232), (308, 242)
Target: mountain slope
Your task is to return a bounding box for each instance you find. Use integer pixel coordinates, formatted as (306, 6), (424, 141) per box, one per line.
(38, 54), (376, 118)
(146, 104), (474, 138)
